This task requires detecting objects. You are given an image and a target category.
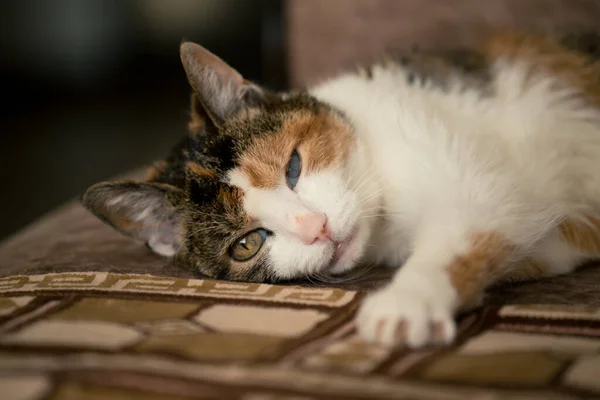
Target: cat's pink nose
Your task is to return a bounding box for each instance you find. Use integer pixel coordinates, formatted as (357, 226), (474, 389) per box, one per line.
(293, 212), (330, 244)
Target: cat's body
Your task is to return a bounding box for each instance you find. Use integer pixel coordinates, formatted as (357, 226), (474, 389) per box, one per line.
(83, 32), (600, 347)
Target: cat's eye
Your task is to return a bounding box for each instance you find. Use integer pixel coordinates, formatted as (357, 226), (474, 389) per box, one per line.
(286, 149), (302, 189)
(229, 229), (268, 261)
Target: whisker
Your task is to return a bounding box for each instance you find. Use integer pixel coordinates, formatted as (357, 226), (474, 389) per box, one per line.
(356, 186), (389, 205)
(359, 206), (386, 214)
(311, 263), (378, 286)
(343, 165), (357, 192)
(351, 169), (378, 194)
(358, 213), (400, 220)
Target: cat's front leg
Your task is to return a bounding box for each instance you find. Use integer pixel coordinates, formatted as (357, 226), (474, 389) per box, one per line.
(356, 230), (511, 348)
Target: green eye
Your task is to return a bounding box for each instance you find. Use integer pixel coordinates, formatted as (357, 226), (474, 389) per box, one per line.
(229, 229), (268, 261)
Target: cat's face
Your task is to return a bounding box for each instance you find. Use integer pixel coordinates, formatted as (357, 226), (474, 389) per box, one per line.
(82, 42), (374, 282)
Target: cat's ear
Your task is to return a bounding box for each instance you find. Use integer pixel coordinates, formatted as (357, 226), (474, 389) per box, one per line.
(180, 42), (261, 125)
(82, 181), (185, 257)
(188, 92), (209, 134)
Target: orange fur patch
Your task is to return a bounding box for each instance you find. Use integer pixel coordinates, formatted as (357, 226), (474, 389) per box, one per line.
(558, 216), (600, 254)
(217, 186), (243, 209)
(186, 161), (217, 178)
(216, 186), (255, 228)
(447, 232), (552, 307)
(446, 231), (512, 306)
(144, 161), (168, 181)
(234, 107), (262, 121)
(237, 110), (354, 189)
(483, 32), (600, 105)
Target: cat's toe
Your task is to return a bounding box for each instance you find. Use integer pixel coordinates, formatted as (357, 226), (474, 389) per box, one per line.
(429, 307), (456, 344)
(355, 285), (456, 348)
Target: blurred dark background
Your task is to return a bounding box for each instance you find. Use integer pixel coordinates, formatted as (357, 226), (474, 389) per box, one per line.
(0, 0), (287, 240)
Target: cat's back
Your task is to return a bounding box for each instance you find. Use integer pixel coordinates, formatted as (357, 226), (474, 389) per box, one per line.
(313, 31), (600, 144)
(484, 32), (600, 105)
(389, 31), (600, 105)
(312, 31), (600, 205)
(313, 30), (600, 112)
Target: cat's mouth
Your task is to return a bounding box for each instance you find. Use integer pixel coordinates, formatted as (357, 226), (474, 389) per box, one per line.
(329, 227), (358, 266)
(332, 240), (350, 263)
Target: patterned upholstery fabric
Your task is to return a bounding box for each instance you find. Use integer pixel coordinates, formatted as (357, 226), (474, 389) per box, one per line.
(1, 271), (600, 399)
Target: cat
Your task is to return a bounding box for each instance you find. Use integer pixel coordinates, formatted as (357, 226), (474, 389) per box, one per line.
(82, 31), (600, 348)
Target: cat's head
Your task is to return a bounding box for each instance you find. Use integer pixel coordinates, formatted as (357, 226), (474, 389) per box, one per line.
(82, 42), (375, 282)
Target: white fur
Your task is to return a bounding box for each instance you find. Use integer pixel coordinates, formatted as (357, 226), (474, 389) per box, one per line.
(228, 163), (375, 279)
(229, 59), (600, 347)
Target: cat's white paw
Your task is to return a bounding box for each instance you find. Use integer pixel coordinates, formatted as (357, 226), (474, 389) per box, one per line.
(355, 283), (456, 348)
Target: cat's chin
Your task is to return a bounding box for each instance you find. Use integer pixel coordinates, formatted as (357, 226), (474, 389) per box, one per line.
(325, 223), (368, 275)
(331, 229), (355, 263)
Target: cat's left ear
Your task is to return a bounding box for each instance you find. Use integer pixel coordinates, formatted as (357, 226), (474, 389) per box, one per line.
(180, 42), (264, 126)
(82, 181), (185, 257)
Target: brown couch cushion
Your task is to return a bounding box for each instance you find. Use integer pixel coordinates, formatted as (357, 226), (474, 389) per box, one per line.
(287, 0), (600, 88)
(0, 200), (195, 279)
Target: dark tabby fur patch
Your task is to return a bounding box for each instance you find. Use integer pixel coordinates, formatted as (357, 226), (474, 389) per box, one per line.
(383, 47), (492, 93)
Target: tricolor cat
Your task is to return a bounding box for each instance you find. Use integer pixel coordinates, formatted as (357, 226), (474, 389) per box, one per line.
(83, 32), (600, 348)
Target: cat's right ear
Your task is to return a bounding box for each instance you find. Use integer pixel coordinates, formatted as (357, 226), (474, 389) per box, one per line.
(180, 42), (263, 126)
(188, 92), (209, 134)
(81, 181), (185, 257)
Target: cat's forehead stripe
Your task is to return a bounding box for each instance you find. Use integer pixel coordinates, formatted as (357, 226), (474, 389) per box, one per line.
(236, 110), (354, 189)
(186, 161), (217, 178)
(216, 185), (246, 212)
(234, 107), (262, 121)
